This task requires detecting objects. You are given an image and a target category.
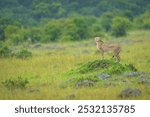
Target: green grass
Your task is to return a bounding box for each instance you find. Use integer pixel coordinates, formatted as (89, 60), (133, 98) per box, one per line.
(0, 30), (150, 99)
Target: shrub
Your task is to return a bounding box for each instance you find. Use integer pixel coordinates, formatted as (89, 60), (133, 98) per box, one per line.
(5, 25), (30, 45)
(73, 17), (90, 39)
(2, 76), (29, 90)
(111, 17), (130, 37)
(100, 14), (113, 32)
(134, 11), (150, 29)
(42, 21), (61, 42)
(15, 49), (32, 59)
(60, 23), (79, 41)
(0, 46), (12, 57)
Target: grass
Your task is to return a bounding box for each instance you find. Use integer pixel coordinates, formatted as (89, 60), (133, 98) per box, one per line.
(0, 30), (150, 99)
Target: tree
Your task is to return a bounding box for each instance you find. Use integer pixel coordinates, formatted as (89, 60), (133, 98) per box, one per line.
(134, 11), (150, 29)
(32, 2), (51, 19)
(0, 18), (15, 40)
(73, 16), (90, 40)
(111, 17), (130, 37)
(100, 12), (115, 32)
(4, 25), (30, 44)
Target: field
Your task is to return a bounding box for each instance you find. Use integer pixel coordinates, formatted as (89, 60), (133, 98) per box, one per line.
(0, 30), (150, 100)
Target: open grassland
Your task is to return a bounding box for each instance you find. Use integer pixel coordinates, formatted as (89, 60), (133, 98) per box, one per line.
(0, 30), (150, 99)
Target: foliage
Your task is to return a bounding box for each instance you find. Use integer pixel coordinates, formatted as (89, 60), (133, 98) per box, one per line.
(27, 27), (42, 43)
(112, 17), (131, 37)
(100, 12), (117, 32)
(0, 0), (149, 43)
(0, 45), (32, 59)
(27, 16), (94, 42)
(67, 59), (138, 88)
(75, 75), (99, 83)
(0, 46), (12, 57)
(0, 18), (18, 41)
(134, 11), (150, 29)
(15, 49), (32, 59)
(2, 76), (29, 90)
(0, 0), (149, 25)
(0, 30), (150, 99)
(3, 24), (31, 45)
(69, 59), (137, 75)
(41, 20), (61, 42)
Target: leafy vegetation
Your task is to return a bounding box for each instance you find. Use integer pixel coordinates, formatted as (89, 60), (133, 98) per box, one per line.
(112, 17), (131, 37)
(0, 46), (12, 57)
(2, 76), (29, 90)
(69, 59), (137, 74)
(0, 0), (149, 43)
(0, 0), (149, 21)
(134, 11), (150, 29)
(0, 30), (150, 99)
(66, 59), (138, 88)
(0, 1), (150, 99)
(15, 49), (32, 59)
(0, 45), (32, 59)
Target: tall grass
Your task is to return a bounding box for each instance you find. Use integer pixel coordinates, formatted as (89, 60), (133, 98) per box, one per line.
(0, 30), (150, 99)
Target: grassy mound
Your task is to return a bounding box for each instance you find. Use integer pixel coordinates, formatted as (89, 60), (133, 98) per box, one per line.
(64, 59), (138, 88)
(69, 59), (137, 75)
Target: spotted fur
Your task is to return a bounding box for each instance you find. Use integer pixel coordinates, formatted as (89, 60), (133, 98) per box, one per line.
(95, 37), (121, 62)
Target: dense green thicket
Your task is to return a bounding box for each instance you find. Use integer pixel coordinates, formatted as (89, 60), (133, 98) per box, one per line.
(112, 17), (131, 37)
(2, 16), (97, 43)
(1, 14), (149, 43)
(0, 0), (150, 43)
(0, 0), (149, 21)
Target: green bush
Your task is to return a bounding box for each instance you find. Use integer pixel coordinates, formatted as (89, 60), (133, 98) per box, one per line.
(42, 20), (61, 42)
(15, 49), (32, 59)
(100, 12), (114, 32)
(41, 16), (93, 42)
(0, 46), (12, 57)
(60, 23), (80, 41)
(112, 17), (130, 37)
(0, 46), (32, 59)
(2, 76), (29, 90)
(134, 11), (150, 29)
(73, 17), (90, 39)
